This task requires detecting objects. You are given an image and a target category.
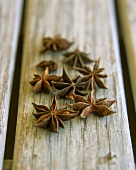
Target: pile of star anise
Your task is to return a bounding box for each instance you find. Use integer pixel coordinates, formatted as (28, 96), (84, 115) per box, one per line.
(30, 34), (116, 133)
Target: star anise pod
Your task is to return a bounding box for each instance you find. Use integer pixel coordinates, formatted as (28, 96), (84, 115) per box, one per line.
(62, 48), (95, 68)
(52, 66), (88, 100)
(75, 57), (108, 90)
(41, 34), (74, 53)
(70, 90), (116, 119)
(29, 67), (61, 93)
(32, 96), (78, 132)
(36, 60), (57, 72)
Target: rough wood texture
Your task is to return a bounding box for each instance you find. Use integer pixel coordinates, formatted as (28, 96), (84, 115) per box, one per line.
(117, 0), (136, 112)
(13, 0), (135, 169)
(3, 160), (12, 170)
(0, 0), (23, 169)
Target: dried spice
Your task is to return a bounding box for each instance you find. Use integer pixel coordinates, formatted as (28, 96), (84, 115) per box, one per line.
(36, 60), (57, 72)
(62, 48), (94, 68)
(52, 66), (88, 100)
(29, 67), (61, 93)
(32, 96), (78, 132)
(70, 90), (116, 119)
(75, 57), (108, 90)
(41, 34), (74, 53)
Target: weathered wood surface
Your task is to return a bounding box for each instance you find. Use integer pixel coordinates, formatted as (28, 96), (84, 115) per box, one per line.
(13, 0), (135, 169)
(3, 160), (12, 170)
(0, 0), (23, 169)
(117, 0), (136, 112)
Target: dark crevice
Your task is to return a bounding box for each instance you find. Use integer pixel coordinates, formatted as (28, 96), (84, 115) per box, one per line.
(115, 0), (136, 161)
(4, 0), (26, 159)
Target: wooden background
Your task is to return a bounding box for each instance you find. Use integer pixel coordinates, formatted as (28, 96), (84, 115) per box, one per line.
(0, 0), (23, 170)
(0, 0), (136, 170)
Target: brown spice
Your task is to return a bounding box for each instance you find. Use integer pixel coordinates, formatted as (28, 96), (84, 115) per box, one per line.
(52, 66), (88, 100)
(32, 96), (78, 132)
(36, 60), (57, 72)
(29, 67), (61, 93)
(62, 48), (95, 68)
(41, 34), (74, 53)
(70, 90), (116, 119)
(75, 57), (108, 90)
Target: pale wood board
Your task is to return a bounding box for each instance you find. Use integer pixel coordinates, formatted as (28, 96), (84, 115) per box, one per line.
(3, 160), (12, 170)
(0, 0), (23, 169)
(117, 0), (136, 113)
(12, 0), (135, 169)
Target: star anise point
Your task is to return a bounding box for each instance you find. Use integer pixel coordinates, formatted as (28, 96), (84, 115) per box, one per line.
(36, 60), (58, 72)
(32, 96), (78, 132)
(52, 67), (88, 99)
(29, 67), (62, 93)
(62, 48), (95, 68)
(71, 91), (116, 119)
(41, 34), (74, 53)
(75, 58), (108, 90)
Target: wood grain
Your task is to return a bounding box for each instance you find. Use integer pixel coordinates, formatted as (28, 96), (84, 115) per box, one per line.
(0, 0), (23, 169)
(12, 0), (135, 169)
(117, 0), (136, 113)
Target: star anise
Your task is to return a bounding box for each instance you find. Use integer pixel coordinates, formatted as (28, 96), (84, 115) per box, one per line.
(41, 34), (73, 53)
(32, 96), (78, 132)
(75, 57), (108, 90)
(62, 48), (94, 68)
(29, 67), (61, 93)
(52, 66), (88, 100)
(36, 60), (57, 72)
(70, 90), (116, 119)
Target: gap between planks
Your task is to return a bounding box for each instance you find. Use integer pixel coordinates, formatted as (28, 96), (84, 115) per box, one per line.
(117, 0), (136, 114)
(116, 0), (136, 161)
(0, 0), (23, 170)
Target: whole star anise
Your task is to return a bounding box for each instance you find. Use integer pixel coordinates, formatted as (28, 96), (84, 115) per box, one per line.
(29, 67), (61, 93)
(75, 57), (108, 90)
(36, 60), (57, 72)
(52, 66), (88, 100)
(70, 90), (116, 119)
(62, 48), (95, 68)
(32, 96), (78, 132)
(41, 34), (73, 53)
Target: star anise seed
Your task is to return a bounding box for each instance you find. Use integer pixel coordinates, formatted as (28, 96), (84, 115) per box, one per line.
(41, 34), (74, 53)
(32, 96), (78, 132)
(70, 90), (116, 119)
(36, 60), (57, 72)
(74, 57), (108, 90)
(62, 48), (95, 68)
(29, 67), (61, 93)
(52, 66), (88, 100)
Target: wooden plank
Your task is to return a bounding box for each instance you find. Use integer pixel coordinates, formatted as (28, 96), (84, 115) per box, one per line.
(117, 0), (136, 112)
(12, 0), (135, 169)
(2, 160), (12, 170)
(0, 0), (23, 169)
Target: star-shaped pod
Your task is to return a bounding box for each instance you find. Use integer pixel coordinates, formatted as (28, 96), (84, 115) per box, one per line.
(75, 57), (108, 90)
(36, 60), (57, 72)
(32, 96), (78, 132)
(29, 67), (61, 93)
(70, 90), (116, 119)
(41, 34), (73, 53)
(52, 66), (88, 100)
(62, 48), (94, 68)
